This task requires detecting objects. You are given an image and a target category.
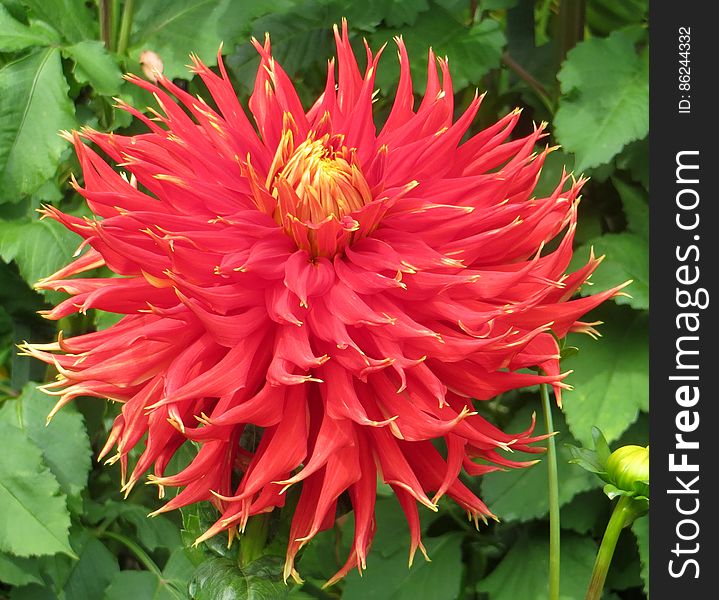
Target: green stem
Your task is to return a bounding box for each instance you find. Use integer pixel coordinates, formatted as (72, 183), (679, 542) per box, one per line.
(98, 530), (186, 600)
(98, 530), (163, 577)
(98, 0), (112, 49)
(239, 513), (271, 566)
(540, 383), (561, 600)
(116, 0), (136, 56)
(501, 51), (555, 113)
(586, 495), (633, 600)
(557, 0), (586, 65)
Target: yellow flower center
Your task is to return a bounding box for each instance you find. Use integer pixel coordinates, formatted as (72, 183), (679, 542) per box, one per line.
(267, 131), (372, 225)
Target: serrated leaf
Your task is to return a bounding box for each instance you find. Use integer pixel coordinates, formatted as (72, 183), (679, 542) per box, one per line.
(0, 420), (73, 557)
(574, 232), (648, 310)
(64, 41), (124, 96)
(342, 532), (464, 600)
(613, 177), (648, 239)
(0, 553), (43, 586)
(104, 571), (185, 600)
(476, 531), (597, 600)
(189, 556), (289, 600)
(0, 48), (76, 201)
(0, 4), (60, 51)
(480, 405), (598, 522)
(632, 515), (649, 595)
(555, 30), (648, 171)
(0, 217), (81, 286)
(0, 384), (92, 500)
(19, 0), (97, 43)
(130, 0), (284, 80)
(563, 305), (648, 446)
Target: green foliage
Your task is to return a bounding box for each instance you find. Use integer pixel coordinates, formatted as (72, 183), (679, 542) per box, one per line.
(0, 217), (81, 286)
(481, 406), (599, 522)
(130, 0), (285, 80)
(476, 531), (597, 600)
(63, 41), (124, 96)
(189, 556), (289, 600)
(555, 30), (648, 172)
(0, 0), (649, 598)
(0, 419), (73, 557)
(632, 515), (649, 595)
(562, 306), (649, 447)
(0, 48), (76, 200)
(343, 532), (464, 600)
(1, 385), (92, 501)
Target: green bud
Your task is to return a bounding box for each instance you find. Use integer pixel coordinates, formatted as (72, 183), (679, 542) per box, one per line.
(605, 445), (649, 497)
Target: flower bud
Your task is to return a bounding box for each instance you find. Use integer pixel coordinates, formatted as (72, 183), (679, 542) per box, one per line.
(606, 445), (649, 496)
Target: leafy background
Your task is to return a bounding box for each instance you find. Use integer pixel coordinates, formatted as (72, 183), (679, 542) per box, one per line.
(0, 0), (648, 598)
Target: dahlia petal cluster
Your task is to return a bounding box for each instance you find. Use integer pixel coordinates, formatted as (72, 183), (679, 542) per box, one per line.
(26, 22), (623, 583)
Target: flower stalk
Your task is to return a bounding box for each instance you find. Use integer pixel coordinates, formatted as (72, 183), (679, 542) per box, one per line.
(98, 0), (113, 50)
(540, 383), (561, 600)
(586, 495), (637, 600)
(117, 0), (135, 56)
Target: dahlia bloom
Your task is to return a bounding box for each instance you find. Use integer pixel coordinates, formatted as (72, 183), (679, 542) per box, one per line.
(25, 22), (623, 584)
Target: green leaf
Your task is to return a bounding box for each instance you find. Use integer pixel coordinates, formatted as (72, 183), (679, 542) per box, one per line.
(604, 527), (643, 591)
(0, 420), (73, 557)
(477, 531), (597, 600)
(0, 553), (44, 586)
(592, 427), (612, 465)
(562, 305), (649, 446)
(163, 547), (196, 594)
(574, 232), (648, 310)
(613, 177), (648, 240)
(480, 405), (598, 522)
(372, 10), (505, 93)
(101, 501), (182, 551)
(560, 490), (610, 535)
(0, 384), (92, 501)
(19, 0), (97, 43)
(130, 0), (284, 80)
(60, 532), (119, 600)
(189, 555), (289, 600)
(0, 217), (81, 286)
(104, 571), (185, 600)
(342, 532), (464, 600)
(555, 30), (648, 171)
(64, 41), (124, 96)
(616, 138), (649, 189)
(9, 584), (56, 600)
(566, 444), (605, 475)
(587, 0), (647, 37)
(181, 502), (237, 562)
(0, 4), (60, 51)
(0, 48), (76, 201)
(382, 0), (431, 27)
(632, 515), (649, 595)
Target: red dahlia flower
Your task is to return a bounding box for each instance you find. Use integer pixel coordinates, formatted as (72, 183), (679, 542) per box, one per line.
(25, 22), (624, 584)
